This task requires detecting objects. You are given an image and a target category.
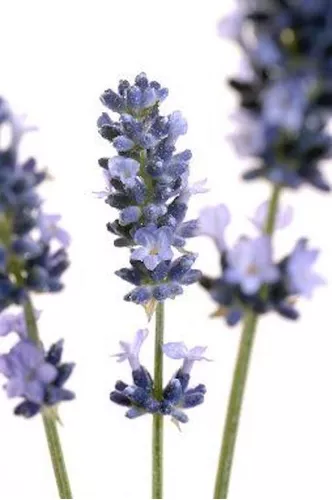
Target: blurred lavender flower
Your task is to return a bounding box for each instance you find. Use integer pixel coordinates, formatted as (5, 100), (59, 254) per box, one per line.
(221, 0), (332, 191)
(0, 98), (70, 309)
(198, 204), (230, 252)
(0, 310), (40, 338)
(286, 239), (325, 298)
(110, 330), (207, 424)
(97, 73), (203, 306)
(224, 236), (279, 295)
(199, 207), (325, 326)
(0, 98), (74, 417)
(37, 213), (71, 247)
(251, 201), (293, 231)
(0, 339), (74, 418)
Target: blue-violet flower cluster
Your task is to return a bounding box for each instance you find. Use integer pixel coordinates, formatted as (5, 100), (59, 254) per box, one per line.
(110, 329), (207, 423)
(198, 203), (324, 326)
(97, 73), (204, 305)
(220, 0), (332, 190)
(0, 99), (74, 417)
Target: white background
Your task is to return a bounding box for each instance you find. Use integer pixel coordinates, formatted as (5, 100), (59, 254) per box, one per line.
(1, 0), (332, 498)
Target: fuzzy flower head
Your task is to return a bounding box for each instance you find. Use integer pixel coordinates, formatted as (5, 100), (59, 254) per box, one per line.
(224, 236), (279, 295)
(286, 239), (325, 298)
(113, 329), (148, 371)
(97, 74), (203, 306)
(162, 342), (210, 374)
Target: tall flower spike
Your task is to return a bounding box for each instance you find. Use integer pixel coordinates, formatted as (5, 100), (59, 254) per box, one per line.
(0, 99), (74, 417)
(0, 98), (73, 496)
(110, 331), (207, 424)
(97, 73), (203, 308)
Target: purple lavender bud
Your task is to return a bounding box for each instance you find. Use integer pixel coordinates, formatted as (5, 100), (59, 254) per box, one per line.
(115, 380), (128, 391)
(163, 378), (183, 405)
(115, 268), (142, 286)
(113, 135), (135, 152)
(182, 391), (205, 409)
(126, 407), (145, 419)
(119, 206), (141, 226)
(153, 283), (183, 301)
(46, 339), (64, 365)
(101, 89), (125, 113)
(180, 269), (201, 285)
(54, 363), (75, 387)
(124, 286), (153, 304)
(169, 254), (197, 281)
(14, 401), (41, 418)
(132, 366), (153, 391)
(110, 391), (132, 407)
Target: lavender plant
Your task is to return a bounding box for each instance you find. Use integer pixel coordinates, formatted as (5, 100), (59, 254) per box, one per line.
(0, 99), (74, 498)
(97, 73), (206, 497)
(197, 0), (332, 496)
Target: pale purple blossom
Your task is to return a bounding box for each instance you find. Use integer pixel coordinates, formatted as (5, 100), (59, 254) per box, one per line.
(108, 156), (140, 188)
(224, 236), (279, 294)
(251, 201), (293, 231)
(162, 342), (210, 374)
(0, 341), (57, 404)
(228, 111), (265, 157)
(0, 310), (41, 338)
(132, 225), (173, 270)
(287, 240), (325, 298)
(198, 204), (230, 251)
(178, 178), (208, 204)
(38, 213), (71, 247)
(113, 329), (148, 371)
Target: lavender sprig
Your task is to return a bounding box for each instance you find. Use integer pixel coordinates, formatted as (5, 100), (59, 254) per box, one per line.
(97, 73), (204, 310)
(0, 99), (73, 498)
(208, 1), (332, 496)
(98, 74), (204, 498)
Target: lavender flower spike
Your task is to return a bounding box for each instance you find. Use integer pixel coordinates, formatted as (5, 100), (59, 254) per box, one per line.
(113, 329), (148, 371)
(97, 73), (203, 305)
(162, 342), (211, 374)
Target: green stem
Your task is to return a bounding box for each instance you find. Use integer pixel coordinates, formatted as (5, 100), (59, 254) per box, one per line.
(213, 185), (281, 499)
(152, 302), (165, 499)
(24, 296), (73, 499)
